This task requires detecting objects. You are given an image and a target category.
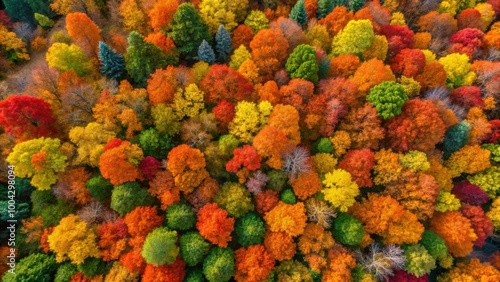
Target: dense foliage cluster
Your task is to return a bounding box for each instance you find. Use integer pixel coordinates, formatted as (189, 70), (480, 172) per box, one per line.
(1, 0), (500, 281)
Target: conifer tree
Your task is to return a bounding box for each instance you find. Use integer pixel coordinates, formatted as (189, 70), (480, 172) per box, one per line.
(98, 41), (126, 80)
(198, 40), (216, 64)
(317, 0), (334, 19)
(215, 25), (232, 62)
(169, 3), (211, 57)
(290, 0), (308, 27)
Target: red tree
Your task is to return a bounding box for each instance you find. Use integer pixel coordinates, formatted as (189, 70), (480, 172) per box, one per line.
(390, 48), (426, 78)
(226, 145), (262, 172)
(380, 24), (415, 57)
(199, 64), (254, 104)
(338, 149), (375, 188)
(385, 99), (446, 152)
(449, 86), (485, 109)
(0, 95), (57, 140)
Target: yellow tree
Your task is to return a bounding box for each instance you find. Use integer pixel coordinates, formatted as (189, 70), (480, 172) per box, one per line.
(199, 0), (240, 34)
(6, 138), (67, 190)
(50, 0), (99, 16)
(119, 0), (149, 34)
(69, 122), (115, 167)
(47, 214), (100, 264)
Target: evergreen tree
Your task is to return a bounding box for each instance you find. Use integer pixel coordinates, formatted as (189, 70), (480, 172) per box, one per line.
(334, 0), (347, 7)
(98, 41), (126, 80)
(25, 0), (55, 17)
(317, 0), (334, 19)
(3, 0), (36, 26)
(169, 3), (211, 57)
(215, 25), (232, 62)
(289, 0), (307, 27)
(198, 39), (215, 64)
(348, 0), (365, 11)
(125, 31), (171, 87)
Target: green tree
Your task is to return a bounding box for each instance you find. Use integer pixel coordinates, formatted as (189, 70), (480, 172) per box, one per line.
(98, 41), (126, 80)
(138, 128), (175, 159)
(165, 202), (197, 231)
(26, 0), (55, 17)
(331, 19), (375, 56)
(348, 0), (366, 11)
(203, 247), (235, 282)
(2, 253), (57, 282)
(46, 43), (93, 76)
(317, 0), (334, 19)
(419, 230), (448, 259)
(141, 227), (179, 266)
(443, 121), (470, 159)
(125, 31), (172, 87)
(180, 232), (212, 266)
(54, 263), (77, 282)
(280, 189), (297, 204)
(110, 182), (155, 216)
(35, 13), (55, 30)
(198, 39), (216, 64)
(333, 213), (365, 245)
(77, 258), (109, 277)
(289, 0), (307, 27)
(366, 81), (408, 120)
(85, 174), (113, 202)
(215, 25), (232, 62)
(169, 3), (211, 57)
(3, 0), (36, 26)
(235, 213), (266, 247)
(285, 44), (319, 83)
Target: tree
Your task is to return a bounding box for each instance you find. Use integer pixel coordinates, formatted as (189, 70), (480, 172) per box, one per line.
(215, 25), (231, 62)
(321, 169), (359, 212)
(199, 64), (254, 104)
(65, 13), (101, 59)
(0, 95), (56, 141)
(234, 245), (274, 282)
(214, 182), (254, 218)
(148, 0), (178, 32)
(338, 149), (375, 188)
(197, 39), (215, 64)
(0, 25), (30, 62)
(142, 257), (186, 282)
(1, 253), (57, 282)
(7, 138), (67, 190)
(35, 13), (54, 30)
(166, 202), (197, 230)
(3, 0), (36, 26)
(169, 3), (211, 57)
(331, 19), (374, 56)
(167, 144), (209, 193)
(98, 41), (126, 80)
(69, 122), (115, 167)
(124, 206), (163, 249)
(231, 24), (254, 50)
(385, 99), (446, 152)
(380, 24), (415, 57)
(366, 81), (408, 120)
(179, 232), (211, 267)
(141, 228), (179, 266)
(110, 182), (155, 216)
(264, 202), (307, 237)
(46, 43), (92, 76)
(203, 247), (235, 282)
(125, 31), (171, 87)
(285, 44), (319, 83)
(244, 10), (269, 33)
(199, 0), (238, 34)
(390, 48), (426, 78)
(50, 0), (99, 16)
(438, 53), (476, 88)
(25, 0), (54, 17)
(249, 28), (289, 81)
(290, 0), (307, 27)
(350, 58), (396, 93)
(317, 0), (334, 19)
(338, 103), (385, 150)
(48, 215), (100, 264)
(196, 203), (234, 247)
(403, 245), (435, 278)
(235, 213), (266, 247)
(430, 211), (477, 257)
(334, 213), (365, 246)
(119, 0), (148, 34)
